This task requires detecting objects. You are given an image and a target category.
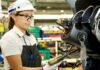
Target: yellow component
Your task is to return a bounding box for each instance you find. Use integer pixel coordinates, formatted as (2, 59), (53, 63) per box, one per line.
(53, 31), (57, 33)
(57, 30), (63, 33)
(0, 23), (4, 32)
(73, 68), (78, 70)
(44, 30), (49, 33)
(40, 43), (47, 48)
(41, 56), (44, 60)
(28, 26), (35, 29)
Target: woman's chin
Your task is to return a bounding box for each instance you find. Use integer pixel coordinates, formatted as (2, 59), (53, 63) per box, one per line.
(26, 26), (30, 29)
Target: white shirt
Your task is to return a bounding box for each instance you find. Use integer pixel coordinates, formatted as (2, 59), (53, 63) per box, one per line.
(0, 26), (37, 69)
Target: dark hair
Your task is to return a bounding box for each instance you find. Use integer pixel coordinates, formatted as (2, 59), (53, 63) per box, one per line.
(8, 12), (21, 30)
(8, 17), (15, 30)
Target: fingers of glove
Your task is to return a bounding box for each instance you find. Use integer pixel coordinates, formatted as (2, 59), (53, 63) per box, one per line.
(43, 60), (63, 70)
(43, 65), (56, 70)
(42, 63), (49, 70)
(42, 62), (56, 70)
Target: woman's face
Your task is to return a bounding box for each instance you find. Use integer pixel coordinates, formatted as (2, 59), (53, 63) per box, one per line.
(14, 10), (33, 30)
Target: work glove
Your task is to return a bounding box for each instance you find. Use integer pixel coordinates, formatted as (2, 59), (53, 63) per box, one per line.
(42, 61), (63, 70)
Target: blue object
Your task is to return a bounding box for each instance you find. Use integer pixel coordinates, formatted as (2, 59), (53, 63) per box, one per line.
(8, 8), (16, 13)
(42, 34), (49, 37)
(59, 65), (67, 68)
(30, 54), (34, 60)
(89, 60), (92, 68)
(0, 56), (3, 62)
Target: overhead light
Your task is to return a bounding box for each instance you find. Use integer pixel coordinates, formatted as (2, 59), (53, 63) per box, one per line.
(60, 10), (64, 13)
(47, 6), (51, 9)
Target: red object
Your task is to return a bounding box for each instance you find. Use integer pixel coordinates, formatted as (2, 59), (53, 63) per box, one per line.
(40, 54), (46, 56)
(1, 34), (3, 37)
(61, 19), (63, 23)
(58, 67), (62, 70)
(49, 35), (61, 37)
(32, 33), (35, 36)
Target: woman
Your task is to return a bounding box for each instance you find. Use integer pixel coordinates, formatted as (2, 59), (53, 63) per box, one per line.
(1, 0), (62, 70)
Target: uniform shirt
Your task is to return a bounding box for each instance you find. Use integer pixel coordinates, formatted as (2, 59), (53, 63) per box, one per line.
(0, 26), (37, 69)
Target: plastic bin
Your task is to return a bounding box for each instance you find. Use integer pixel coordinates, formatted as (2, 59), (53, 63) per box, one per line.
(32, 33), (40, 38)
(49, 35), (61, 37)
(39, 49), (50, 61)
(42, 34), (49, 37)
(27, 26), (40, 38)
(58, 66), (82, 70)
(0, 35), (1, 39)
(28, 26), (40, 33)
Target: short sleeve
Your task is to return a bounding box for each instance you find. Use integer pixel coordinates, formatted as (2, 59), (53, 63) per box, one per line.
(1, 35), (21, 57)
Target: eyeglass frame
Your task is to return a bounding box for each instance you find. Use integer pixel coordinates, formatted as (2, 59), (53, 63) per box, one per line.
(15, 14), (34, 21)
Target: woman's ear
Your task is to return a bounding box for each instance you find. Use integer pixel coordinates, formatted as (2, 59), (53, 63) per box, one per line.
(10, 13), (16, 21)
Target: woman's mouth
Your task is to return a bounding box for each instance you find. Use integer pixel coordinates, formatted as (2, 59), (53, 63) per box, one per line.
(26, 23), (30, 26)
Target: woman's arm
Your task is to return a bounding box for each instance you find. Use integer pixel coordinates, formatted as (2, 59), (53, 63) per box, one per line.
(6, 55), (42, 70)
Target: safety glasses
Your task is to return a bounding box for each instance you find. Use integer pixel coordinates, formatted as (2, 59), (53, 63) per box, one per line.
(16, 14), (33, 21)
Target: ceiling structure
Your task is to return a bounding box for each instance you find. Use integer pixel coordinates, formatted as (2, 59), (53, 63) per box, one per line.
(1, 0), (73, 14)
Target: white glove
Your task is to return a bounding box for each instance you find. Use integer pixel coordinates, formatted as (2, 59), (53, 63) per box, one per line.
(42, 61), (63, 70)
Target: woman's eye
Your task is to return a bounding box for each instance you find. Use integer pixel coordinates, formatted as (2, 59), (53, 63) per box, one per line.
(25, 15), (28, 17)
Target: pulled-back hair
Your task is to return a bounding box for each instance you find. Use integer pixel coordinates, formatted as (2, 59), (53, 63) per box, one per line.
(8, 12), (21, 30)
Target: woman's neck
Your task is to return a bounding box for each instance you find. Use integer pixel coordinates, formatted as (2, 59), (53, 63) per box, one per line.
(20, 29), (26, 34)
(16, 26), (26, 34)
